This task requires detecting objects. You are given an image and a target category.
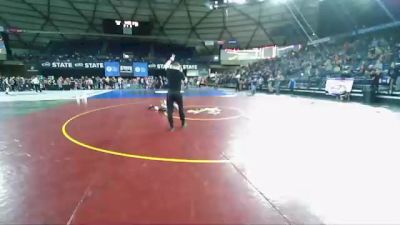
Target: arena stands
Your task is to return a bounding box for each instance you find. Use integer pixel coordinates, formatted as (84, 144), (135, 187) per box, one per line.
(215, 31), (400, 99)
(0, 75), (169, 92)
(2, 29), (400, 104)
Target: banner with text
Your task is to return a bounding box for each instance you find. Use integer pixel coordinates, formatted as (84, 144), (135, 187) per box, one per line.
(38, 61), (206, 76)
(325, 78), (354, 95)
(148, 63), (198, 70)
(120, 63), (133, 76)
(41, 61), (104, 69)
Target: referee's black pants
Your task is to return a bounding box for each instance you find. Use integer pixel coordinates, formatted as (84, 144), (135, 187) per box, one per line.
(167, 91), (185, 128)
(34, 84), (41, 92)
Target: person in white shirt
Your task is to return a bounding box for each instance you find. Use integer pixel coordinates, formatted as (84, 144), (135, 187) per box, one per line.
(32, 76), (41, 93)
(118, 77), (123, 89)
(235, 74), (241, 91)
(3, 77), (10, 95)
(375, 58), (383, 72)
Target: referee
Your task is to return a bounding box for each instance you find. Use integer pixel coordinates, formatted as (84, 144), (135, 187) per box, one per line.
(164, 54), (186, 131)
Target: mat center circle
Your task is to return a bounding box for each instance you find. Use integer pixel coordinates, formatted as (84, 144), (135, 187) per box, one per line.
(62, 103), (242, 163)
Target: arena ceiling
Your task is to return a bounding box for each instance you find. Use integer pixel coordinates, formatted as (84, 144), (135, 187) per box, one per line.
(0, 0), (319, 50)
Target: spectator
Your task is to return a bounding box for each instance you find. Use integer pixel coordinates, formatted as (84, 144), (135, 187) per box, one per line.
(235, 73), (241, 92)
(31, 76), (41, 93)
(118, 77), (123, 89)
(275, 71), (284, 95)
(257, 76), (264, 91)
(370, 68), (381, 93)
(389, 62), (399, 95)
(3, 77), (10, 94)
(57, 77), (63, 90)
(267, 75), (275, 93)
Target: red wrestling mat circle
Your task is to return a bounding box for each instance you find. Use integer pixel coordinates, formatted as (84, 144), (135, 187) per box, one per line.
(62, 102), (242, 163)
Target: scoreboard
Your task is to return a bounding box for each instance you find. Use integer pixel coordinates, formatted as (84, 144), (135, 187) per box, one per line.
(220, 46), (278, 65)
(102, 19), (153, 35)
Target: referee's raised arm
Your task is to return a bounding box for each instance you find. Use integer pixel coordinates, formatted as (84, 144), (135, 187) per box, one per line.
(164, 54), (175, 70)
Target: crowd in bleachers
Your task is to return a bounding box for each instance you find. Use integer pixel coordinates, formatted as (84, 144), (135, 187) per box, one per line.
(3, 31), (400, 96)
(216, 33), (400, 95)
(1, 42), (202, 94)
(1, 41), (197, 94)
(0, 74), (207, 94)
(0, 75), (167, 94)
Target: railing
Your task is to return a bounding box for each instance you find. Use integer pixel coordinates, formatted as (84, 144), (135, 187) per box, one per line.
(214, 76), (399, 97)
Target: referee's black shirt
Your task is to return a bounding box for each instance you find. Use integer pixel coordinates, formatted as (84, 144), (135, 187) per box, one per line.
(166, 68), (185, 93)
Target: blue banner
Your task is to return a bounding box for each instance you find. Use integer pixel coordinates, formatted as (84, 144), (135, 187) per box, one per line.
(104, 61), (120, 77)
(133, 62), (148, 77)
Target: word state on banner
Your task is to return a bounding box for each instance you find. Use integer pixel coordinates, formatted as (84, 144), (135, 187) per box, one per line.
(51, 62), (73, 68)
(149, 63), (198, 70)
(41, 61), (104, 69)
(104, 61), (120, 77)
(74, 62), (104, 69)
(84, 62), (103, 68)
